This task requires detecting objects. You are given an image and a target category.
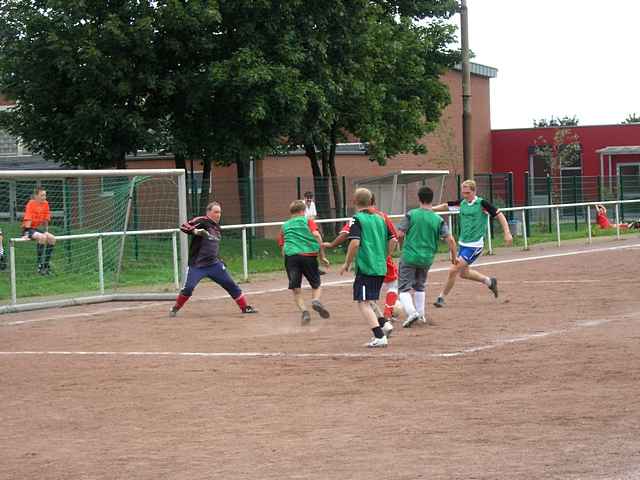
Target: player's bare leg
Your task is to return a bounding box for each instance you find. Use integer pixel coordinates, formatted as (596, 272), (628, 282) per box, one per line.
(310, 286), (330, 319)
(293, 288), (311, 324)
(434, 260), (464, 307)
(460, 265), (498, 297)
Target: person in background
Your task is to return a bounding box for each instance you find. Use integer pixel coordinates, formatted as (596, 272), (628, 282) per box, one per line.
(304, 191), (317, 219)
(22, 188), (56, 275)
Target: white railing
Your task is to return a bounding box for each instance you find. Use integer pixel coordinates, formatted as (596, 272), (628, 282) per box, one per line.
(4, 198), (640, 312)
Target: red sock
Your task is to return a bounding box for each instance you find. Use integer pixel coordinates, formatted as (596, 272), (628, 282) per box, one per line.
(384, 291), (398, 318)
(174, 294), (190, 310)
(235, 294), (248, 311)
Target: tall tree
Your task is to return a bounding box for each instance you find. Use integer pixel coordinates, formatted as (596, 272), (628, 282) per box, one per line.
(0, 0), (161, 168)
(279, 1), (460, 221)
(622, 113), (640, 124)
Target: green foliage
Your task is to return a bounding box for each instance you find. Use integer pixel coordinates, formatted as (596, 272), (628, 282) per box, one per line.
(622, 113), (640, 124)
(533, 116), (579, 128)
(0, 0), (161, 168)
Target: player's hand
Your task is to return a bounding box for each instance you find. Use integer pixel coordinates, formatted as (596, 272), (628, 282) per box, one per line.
(504, 233), (513, 246)
(320, 256), (330, 268)
(339, 263), (350, 275)
(450, 252), (457, 265)
(193, 228), (206, 237)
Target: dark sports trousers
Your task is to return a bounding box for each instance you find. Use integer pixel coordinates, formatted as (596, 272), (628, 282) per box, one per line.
(181, 261), (242, 298)
(353, 273), (385, 301)
(285, 254), (321, 290)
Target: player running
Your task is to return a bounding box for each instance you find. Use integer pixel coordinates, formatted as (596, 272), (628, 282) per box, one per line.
(432, 179), (512, 307)
(169, 202), (257, 317)
(279, 200), (331, 325)
(339, 188), (396, 348)
(397, 186), (457, 328)
(322, 195), (399, 325)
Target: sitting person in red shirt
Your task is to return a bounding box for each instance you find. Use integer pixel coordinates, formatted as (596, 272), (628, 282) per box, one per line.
(595, 204), (631, 230)
(22, 188), (57, 275)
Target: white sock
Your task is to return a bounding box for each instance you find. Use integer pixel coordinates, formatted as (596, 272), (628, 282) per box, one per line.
(399, 292), (416, 317)
(0, 245), (3, 256)
(414, 291), (426, 316)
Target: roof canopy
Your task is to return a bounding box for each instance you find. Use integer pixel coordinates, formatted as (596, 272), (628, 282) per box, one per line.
(355, 170), (450, 186)
(596, 146), (640, 155)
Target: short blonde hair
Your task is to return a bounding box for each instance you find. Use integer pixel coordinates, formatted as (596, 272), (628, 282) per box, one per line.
(289, 199), (306, 214)
(354, 188), (373, 208)
(461, 179), (476, 191)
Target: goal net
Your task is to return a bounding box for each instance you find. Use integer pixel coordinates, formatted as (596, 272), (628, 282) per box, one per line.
(0, 169), (187, 310)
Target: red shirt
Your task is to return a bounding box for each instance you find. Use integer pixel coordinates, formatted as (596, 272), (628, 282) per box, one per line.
(278, 218), (319, 256)
(22, 199), (51, 229)
(596, 211), (611, 229)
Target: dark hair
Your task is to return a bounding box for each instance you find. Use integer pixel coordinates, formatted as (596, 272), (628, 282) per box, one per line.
(303, 191), (313, 199)
(418, 186), (434, 204)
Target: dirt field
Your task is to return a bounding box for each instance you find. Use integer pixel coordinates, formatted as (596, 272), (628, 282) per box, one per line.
(1, 238), (640, 480)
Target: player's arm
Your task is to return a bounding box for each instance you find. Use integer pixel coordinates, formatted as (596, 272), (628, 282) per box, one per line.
(43, 202), (51, 231)
(278, 229), (285, 256)
(340, 217), (361, 275)
(384, 215), (398, 256)
(308, 219), (330, 267)
(23, 201), (34, 229)
(322, 231), (348, 249)
(180, 218), (208, 237)
(395, 212), (411, 248)
(482, 200), (512, 246)
(433, 199), (461, 212)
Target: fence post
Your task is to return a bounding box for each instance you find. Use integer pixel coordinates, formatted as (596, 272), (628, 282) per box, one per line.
(615, 203), (621, 240)
(521, 209), (528, 250)
(9, 240), (17, 305)
(619, 175), (625, 221)
(573, 175), (578, 231)
(546, 174), (552, 233)
(171, 232), (179, 291)
(507, 172), (514, 221)
(456, 175), (462, 236)
(486, 215), (493, 254)
(488, 173), (495, 238)
(296, 177), (301, 199)
(242, 227), (249, 281)
(342, 176), (347, 217)
(586, 205), (592, 244)
(524, 171), (530, 236)
(597, 175), (602, 202)
(98, 236), (105, 295)
(555, 207), (561, 246)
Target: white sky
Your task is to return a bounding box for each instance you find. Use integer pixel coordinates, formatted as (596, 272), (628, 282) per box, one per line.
(451, 0), (640, 129)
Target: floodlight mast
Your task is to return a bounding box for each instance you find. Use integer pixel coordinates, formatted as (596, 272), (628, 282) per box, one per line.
(461, 0), (473, 181)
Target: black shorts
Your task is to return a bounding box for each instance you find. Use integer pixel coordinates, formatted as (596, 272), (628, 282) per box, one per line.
(22, 228), (44, 239)
(285, 255), (321, 290)
(353, 273), (385, 302)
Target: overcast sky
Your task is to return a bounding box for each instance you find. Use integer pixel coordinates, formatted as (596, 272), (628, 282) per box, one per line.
(450, 0), (640, 129)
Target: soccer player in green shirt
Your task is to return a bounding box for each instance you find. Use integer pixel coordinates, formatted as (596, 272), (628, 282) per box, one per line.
(433, 179), (512, 307)
(279, 200), (331, 325)
(397, 186), (457, 328)
(340, 188), (396, 348)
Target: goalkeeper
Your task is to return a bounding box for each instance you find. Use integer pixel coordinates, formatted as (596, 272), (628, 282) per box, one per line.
(170, 202), (258, 317)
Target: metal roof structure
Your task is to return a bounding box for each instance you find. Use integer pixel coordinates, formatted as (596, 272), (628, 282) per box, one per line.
(596, 146), (640, 155)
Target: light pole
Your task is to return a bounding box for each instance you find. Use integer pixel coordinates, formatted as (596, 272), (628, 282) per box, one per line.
(461, 0), (473, 181)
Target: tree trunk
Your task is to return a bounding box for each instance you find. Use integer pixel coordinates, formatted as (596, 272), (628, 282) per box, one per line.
(236, 156), (252, 224)
(328, 125), (343, 233)
(305, 144), (331, 226)
(198, 156), (212, 214)
(115, 151), (127, 169)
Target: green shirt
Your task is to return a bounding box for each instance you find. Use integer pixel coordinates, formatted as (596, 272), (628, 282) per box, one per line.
(458, 196), (491, 246)
(282, 215), (319, 256)
(400, 208), (445, 267)
(349, 210), (390, 276)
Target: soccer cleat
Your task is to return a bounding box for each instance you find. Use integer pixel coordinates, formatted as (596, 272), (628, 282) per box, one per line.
(169, 307), (178, 318)
(433, 296), (446, 308)
(402, 312), (421, 328)
(242, 305), (258, 314)
(311, 300), (330, 319)
(37, 264), (45, 275)
(488, 277), (498, 298)
(366, 336), (388, 348)
(382, 321), (394, 338)
(301, 310), (311, 325)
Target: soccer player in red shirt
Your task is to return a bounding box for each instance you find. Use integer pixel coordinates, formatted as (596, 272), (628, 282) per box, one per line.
(595, 204), (630, 230)
(22, 188), (57, 275)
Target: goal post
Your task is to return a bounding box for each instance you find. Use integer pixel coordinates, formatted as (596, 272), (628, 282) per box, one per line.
(0, 169), (188, 313)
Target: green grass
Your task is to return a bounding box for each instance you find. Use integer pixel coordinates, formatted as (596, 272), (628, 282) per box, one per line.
(2, 219), (638, 303)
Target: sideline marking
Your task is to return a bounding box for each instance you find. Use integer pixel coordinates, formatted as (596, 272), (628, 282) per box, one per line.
(1, 312), (638, 360)
(3, 241), (640, 327)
